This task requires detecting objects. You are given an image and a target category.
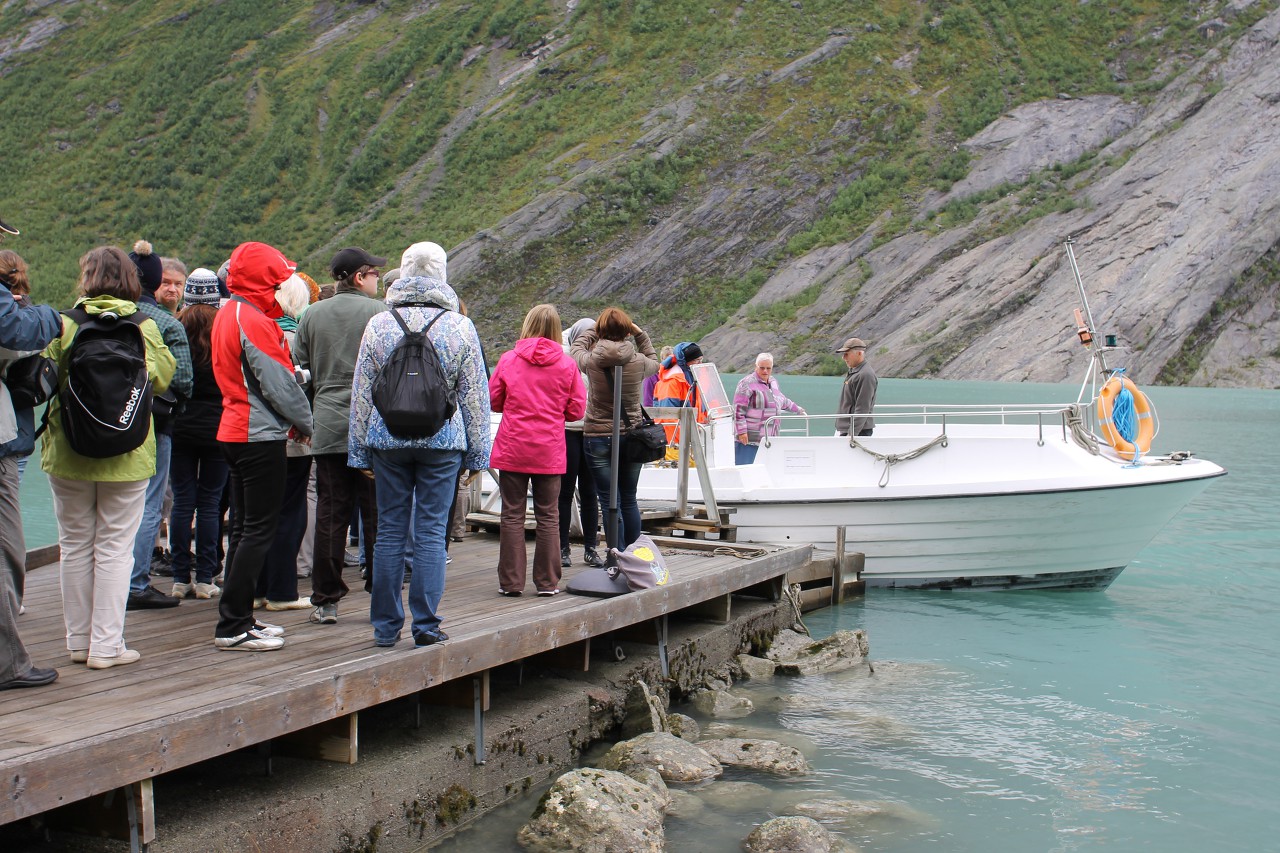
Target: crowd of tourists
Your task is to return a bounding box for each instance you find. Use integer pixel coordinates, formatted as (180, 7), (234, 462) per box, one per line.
(0, 220), (872, 692)
(0, 228), (690, 691)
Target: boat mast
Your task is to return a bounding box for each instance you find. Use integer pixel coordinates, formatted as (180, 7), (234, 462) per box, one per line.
(1064, 237), (1110, 384)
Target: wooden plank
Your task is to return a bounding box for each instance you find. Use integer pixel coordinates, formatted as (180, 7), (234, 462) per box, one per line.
(272, 713), (359, 764)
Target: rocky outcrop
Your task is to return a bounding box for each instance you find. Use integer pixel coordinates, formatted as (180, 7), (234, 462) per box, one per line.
(766, 628), (870, 676)
(516, 768), (668, 852)
(597, 731), (723, 783)
(702, 8), (1280, 387)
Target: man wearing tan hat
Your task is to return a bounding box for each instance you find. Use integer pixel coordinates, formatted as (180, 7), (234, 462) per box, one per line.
(834, 337), (877, 436)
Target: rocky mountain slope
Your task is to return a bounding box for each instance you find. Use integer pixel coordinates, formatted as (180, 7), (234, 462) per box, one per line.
(1, 0), (1276, 387)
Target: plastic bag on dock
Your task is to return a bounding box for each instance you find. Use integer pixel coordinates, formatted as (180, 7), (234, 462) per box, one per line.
(610, 534), (670, 590)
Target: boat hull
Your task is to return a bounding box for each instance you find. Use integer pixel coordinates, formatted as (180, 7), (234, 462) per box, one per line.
(637, 425), (1225, 590)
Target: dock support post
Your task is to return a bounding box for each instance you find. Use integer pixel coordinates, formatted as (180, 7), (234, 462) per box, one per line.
(833, 527), (847, 605)
(655, 614), (670, 679)
(45, 780), (154, 852)
(473, 676), (486, 766)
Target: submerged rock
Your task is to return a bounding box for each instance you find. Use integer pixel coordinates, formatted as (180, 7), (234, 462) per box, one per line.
(517, 768), (667, 852)
(744, 815), (836, 853)
(691, 688), (755, 718)
(598, 731), (722, 783)
(695, 779), (773, 813)
(791, 797), (939, 831)
(697, 737), (812, 776)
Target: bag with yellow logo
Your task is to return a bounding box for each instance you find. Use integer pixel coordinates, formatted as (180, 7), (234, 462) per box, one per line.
(609, 534), (669, 591)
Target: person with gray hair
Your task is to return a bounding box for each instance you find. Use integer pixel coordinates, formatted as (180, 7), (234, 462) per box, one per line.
(732, 351), (806, 465)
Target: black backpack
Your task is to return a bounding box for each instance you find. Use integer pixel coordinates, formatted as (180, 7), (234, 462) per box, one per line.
(56, 307), (153, 458)
(372, 307), (457, 438)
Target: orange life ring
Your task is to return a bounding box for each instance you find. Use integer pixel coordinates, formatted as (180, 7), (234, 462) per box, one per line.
(1097, 376), (1155, 460)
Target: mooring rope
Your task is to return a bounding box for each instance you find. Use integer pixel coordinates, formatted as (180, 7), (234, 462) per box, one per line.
(784, 583), (810, 635)
(1066, 403), (1103, 455)
(849, 434), (949, 487)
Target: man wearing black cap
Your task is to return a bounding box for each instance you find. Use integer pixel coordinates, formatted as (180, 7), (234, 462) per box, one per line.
(834, 336), (877, 437)
(294, 247), (387, 624)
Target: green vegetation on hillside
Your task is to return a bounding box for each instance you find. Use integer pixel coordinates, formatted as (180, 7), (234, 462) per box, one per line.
(0, 0), (1264, 354)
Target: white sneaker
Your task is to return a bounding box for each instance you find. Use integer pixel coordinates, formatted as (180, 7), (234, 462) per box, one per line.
(87, 649), (141, 669)
(69, 650), (89, 663)
(195, 583), (222, 599)
(171, 582), (193, 599)
(214, 628), (284, 652)
(253, 621), (285, 637)
(264, 597), (311, 611)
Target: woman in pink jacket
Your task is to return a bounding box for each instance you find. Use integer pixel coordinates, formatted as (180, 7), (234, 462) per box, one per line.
(490, 305), (587, 596)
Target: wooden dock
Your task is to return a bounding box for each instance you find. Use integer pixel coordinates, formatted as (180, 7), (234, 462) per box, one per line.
(0, 532), (810, 848)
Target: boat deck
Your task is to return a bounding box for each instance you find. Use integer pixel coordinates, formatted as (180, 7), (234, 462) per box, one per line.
(0, 532), (809, 839)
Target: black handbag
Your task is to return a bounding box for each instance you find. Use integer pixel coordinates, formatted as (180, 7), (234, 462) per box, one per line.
(4, 352), (58, 410)
(603, 365), (667, 464)
(621, 409), (667, 464)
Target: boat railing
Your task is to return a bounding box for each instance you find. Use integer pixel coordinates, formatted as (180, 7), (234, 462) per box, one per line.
(761, 402), (1082, 448)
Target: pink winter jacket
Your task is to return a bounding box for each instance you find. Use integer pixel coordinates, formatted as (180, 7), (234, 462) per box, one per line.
(489, 337), (587, 475)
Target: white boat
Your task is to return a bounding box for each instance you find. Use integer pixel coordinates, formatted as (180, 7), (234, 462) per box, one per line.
(633, 243), (1226, 590)
(636, 408), (1224, 589)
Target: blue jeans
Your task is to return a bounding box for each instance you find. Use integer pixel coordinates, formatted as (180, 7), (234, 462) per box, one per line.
(584, 436), (644, 550)
(130, 431), (172, 593)
(735, 441), (759, 465)
(369, 447), (461, 645)
(169, 441), (230, 584)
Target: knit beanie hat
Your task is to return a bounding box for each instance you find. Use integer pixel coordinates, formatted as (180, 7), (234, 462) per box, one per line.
(183, 268), (222, 305)
(128, 240), (164, 292)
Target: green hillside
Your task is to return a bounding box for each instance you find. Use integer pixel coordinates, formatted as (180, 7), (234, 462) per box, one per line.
(0, 0), (1263, 349)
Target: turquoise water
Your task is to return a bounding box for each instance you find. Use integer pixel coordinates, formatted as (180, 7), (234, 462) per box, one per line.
(20, 377), (1277, 852)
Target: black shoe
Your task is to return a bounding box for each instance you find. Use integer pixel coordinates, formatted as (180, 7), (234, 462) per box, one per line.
(127, 585), (181, 610)
(414, 630), (448, 646)
(561, 546), (571, 568)
(583, 547), (605, 568)
(0, 666), (58, 690)
(150, 547), (173, 577)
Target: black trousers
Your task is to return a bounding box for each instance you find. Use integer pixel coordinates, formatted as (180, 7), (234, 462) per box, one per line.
(310, 453), (378, 606)
(257, 455), (312, 602)
(558, 430), (599, 551)
(218, 441), (287, 638)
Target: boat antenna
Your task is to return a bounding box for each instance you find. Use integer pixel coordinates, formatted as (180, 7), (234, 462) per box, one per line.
(1064, 237), (1109, 376)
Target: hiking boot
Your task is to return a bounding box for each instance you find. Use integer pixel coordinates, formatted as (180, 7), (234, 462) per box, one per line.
(561, 546), (571, 568)
(170, 582), (193, 599)
(194, 583), (221, 599)
(127, 586), (180, 610)
(309, 604), (337, 624)
(215, 628), (284, 652)
(583, 547), (605, 568)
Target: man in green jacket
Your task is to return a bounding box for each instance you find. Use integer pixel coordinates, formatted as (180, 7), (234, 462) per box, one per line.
(294, 247), (387, 624)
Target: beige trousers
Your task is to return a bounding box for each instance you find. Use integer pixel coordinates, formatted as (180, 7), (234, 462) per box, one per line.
(49, 476), (148, 659)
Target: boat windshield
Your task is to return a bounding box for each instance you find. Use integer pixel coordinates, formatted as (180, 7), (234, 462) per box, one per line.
(690, 362), (733, 420)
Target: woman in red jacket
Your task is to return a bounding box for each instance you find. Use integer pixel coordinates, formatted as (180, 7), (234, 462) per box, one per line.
(210, 242), (313, 651)
(489, 305), (586, 596)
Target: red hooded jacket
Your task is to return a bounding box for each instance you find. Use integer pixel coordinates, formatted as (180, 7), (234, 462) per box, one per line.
(211, 242), (313, 443)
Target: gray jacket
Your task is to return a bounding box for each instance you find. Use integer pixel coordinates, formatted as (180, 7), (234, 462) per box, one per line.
(835, 362), (878, 436)
(294, 287), (387, 456)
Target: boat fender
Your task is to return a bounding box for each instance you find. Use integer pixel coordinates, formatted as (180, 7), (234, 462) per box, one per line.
(1097, 375), (1155, 461)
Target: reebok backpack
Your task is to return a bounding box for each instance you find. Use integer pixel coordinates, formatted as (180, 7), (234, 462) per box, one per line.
(372, 307), (457, 439)
(57, 307), (154, 458)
